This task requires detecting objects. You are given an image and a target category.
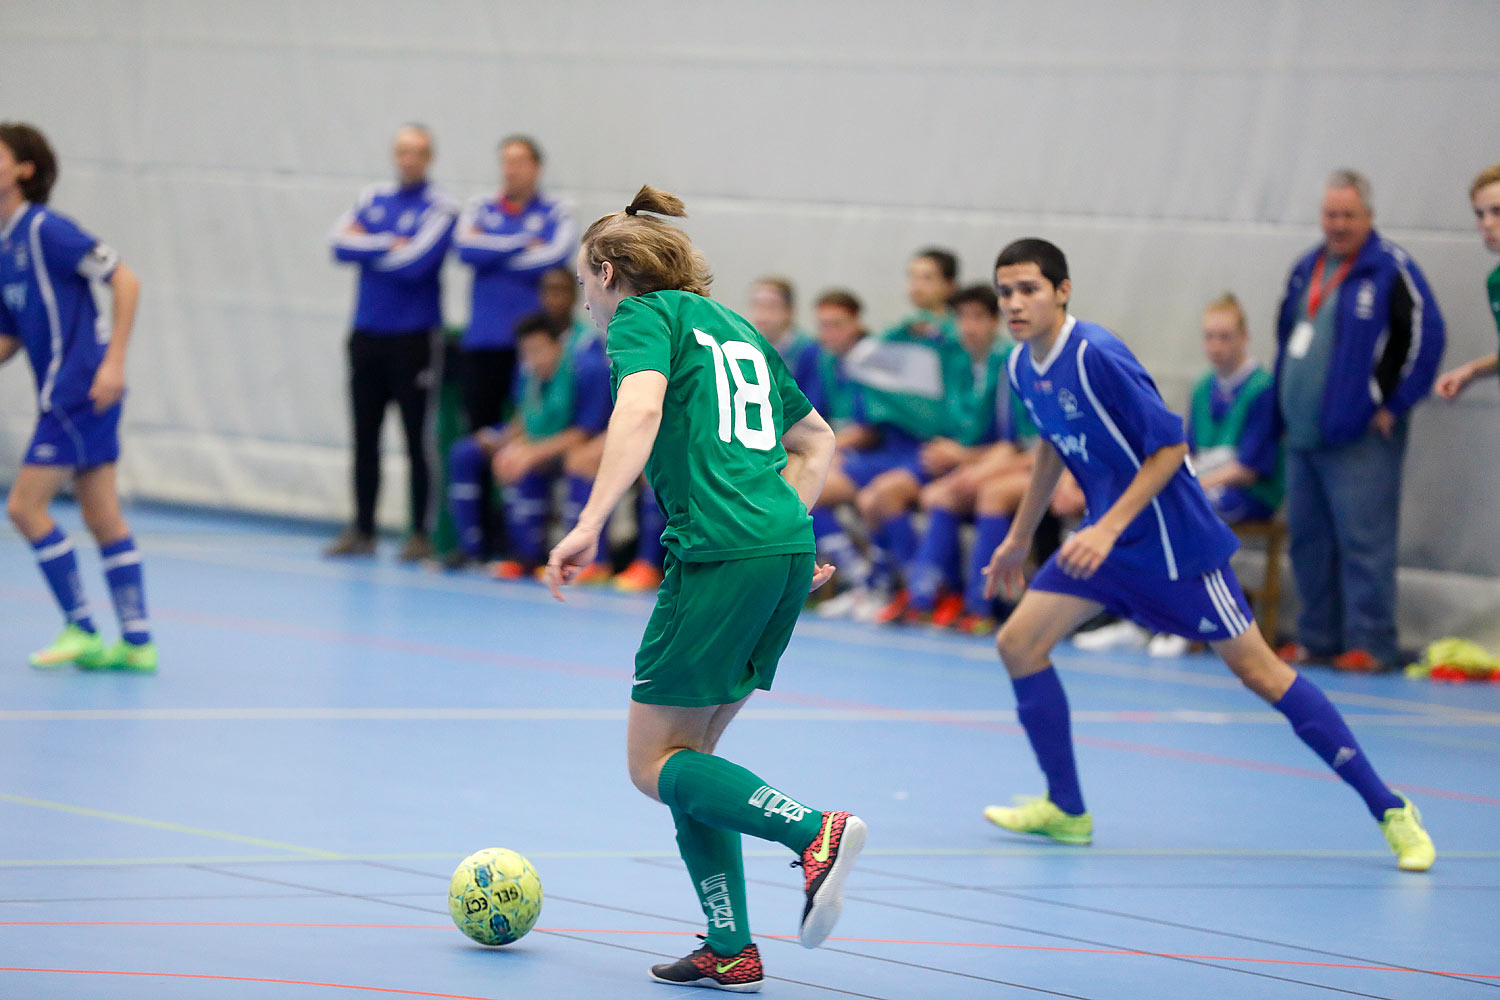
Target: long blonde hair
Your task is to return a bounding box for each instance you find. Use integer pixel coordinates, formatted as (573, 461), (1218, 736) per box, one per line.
(581, 185), (713, 296)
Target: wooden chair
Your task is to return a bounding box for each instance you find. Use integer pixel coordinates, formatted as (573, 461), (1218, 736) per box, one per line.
(1231, 519), (1286, 644)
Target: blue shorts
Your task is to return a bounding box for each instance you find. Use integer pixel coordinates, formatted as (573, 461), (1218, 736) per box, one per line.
(25, 403), (122, 470)
(1030, 554), (1254, 641)
(841, 444), (925, 489)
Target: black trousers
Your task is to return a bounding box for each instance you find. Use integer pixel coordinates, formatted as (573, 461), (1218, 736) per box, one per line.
(457, 345), (518, 554)
(348, 329), (438, 536)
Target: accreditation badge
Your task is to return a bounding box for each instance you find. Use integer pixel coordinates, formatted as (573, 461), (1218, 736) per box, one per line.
(1287, 320), (1315, 359)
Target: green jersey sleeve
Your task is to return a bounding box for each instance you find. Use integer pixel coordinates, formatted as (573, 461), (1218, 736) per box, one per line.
(606, 296), (673, 385)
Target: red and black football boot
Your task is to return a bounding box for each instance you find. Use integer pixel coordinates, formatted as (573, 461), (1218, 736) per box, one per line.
(792, 810), (868, 948)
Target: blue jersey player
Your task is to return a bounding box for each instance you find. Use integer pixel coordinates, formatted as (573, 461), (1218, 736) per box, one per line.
(978, 239), (1433, 871)
(0, 123), (155, 672)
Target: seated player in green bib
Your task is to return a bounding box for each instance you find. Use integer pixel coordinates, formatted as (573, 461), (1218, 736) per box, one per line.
(1435, 163), (1500, 401)
(880, 284), (1039, 631)
(1188, 293), (1284, 526)
(445, 313), (611, 577)
(813, 248), (971, 620)
(544, 185), (866, 992)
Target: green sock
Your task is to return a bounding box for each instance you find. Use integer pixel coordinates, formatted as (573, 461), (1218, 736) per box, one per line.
(658, 749), (824, 853)
(671, 807), (752, 955)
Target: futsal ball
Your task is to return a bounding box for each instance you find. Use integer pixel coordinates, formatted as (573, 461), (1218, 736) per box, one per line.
(448, 848), (543, 945)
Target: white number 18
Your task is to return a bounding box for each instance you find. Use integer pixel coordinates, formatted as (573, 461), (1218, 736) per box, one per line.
(694, 329), (776, 451)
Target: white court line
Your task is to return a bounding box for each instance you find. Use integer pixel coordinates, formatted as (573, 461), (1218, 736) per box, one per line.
(0, 706), (1492, 726)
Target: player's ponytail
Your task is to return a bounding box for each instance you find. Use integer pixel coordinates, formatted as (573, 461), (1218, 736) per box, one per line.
(582, 185), (712, 297)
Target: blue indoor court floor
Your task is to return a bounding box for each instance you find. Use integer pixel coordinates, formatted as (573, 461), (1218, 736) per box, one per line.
(2, 504), (1499, 1000)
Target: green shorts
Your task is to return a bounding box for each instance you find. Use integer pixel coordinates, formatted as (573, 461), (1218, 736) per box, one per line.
(632, 551), (816, 707)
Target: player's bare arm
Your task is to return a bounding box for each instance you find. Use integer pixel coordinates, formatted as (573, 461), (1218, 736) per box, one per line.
(89, 261), (139, 413)
(984, 441), (1065, 600)
(544, 369), (666, 598)
(0, 334), (19, 364)
(1059, 441), (1188, 579)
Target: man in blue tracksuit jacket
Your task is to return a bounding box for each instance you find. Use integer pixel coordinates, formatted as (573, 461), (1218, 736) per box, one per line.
(1274, 169), (1445, 671)
(326, 124), (459, 560)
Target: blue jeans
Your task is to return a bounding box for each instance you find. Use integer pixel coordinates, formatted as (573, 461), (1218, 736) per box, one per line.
(1285, 423), (1407, 664)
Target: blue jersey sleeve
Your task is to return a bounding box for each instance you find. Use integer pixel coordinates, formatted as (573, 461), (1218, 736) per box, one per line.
(1081, 339), (1186, 456)
(1236, 383), (1279, 479)
(0, 294), (14, 337)
(571, 355), (613, 434)
(40, 213), (117, 280)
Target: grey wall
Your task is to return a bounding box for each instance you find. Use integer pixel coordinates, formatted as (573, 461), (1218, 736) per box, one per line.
(3, 0), (1498, 633)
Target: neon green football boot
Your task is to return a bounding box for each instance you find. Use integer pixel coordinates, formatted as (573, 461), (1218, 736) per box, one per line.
(1380, 793), (1435, 872)
(984, 796), (1093, 844)
(28, 624), (104, 669)
(78, 640), (158, 674)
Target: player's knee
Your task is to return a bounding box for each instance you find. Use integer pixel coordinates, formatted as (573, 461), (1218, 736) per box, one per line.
(1220, 634), (1294, 702)
(563, 444), (598, 479)
(626, 751), (672, 800)
(5, 490), (30, 532)
(920, 482), (951, 512)
(995, 620), (1044, 675)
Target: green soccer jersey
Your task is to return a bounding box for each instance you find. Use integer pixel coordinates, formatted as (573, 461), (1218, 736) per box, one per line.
(606, 291), (816, 562)
(848, 311), (969, 440)
(1488, 263), (1500, 352)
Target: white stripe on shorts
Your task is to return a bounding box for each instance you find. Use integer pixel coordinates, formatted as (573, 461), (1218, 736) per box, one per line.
(1205, 570), (1249, 636)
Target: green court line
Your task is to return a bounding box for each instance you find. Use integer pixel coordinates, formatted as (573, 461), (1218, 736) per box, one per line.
(5, 847), (1500, 869)
(0, 794), (342, 859)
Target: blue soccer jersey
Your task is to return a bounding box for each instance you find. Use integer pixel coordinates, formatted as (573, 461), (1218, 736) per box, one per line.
(1009, 317), (1238, 580)
(0, 203), (121, 413)
(454, 191), (578, 350)
(329, 181), (458, 334)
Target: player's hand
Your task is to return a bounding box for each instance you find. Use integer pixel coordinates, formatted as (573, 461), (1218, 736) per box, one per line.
(1058, 524), (1118, 579)
(808, 563), (836, 593)
(345, 220), (367, 234)
(1435, 366), (1472, 401)
(983, 535), (1029, 602)
(89, 359), (126, 413)
(1370, 407), (1396, 439)
(544, 524), (599, 601)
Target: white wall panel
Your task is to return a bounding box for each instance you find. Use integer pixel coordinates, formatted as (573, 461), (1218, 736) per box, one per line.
(2, 0), (1498, 639)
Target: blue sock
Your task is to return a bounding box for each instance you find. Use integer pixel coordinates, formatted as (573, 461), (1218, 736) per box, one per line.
(879, 513), (918, 567)
(908, 509), (960, 612)
(637, 488), (666, 568)
(447, 437), (486, 557)
(506, 472), (551, 564)
(563, 475), (609, 565)
(966, 514), (1012, 615)
(811, 507), (859, 578)
(100, 536), (150, 645)
(1275, 675), (1402, 819)
(32, 527), (94, 632)
(1011, 667), (1085, 815)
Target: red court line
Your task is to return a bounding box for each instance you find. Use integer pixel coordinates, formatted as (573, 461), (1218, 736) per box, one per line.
(4, 584), (1496, 806)
(0, 968), (499, 999)
(5, 923), (1497, 980)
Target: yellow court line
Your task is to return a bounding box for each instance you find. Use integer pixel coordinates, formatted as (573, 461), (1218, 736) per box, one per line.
(0, 794), (343, 859)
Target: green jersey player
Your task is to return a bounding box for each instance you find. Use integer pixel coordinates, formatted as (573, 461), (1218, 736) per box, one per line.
(544, 185), (866, 992)
(1435, 164), (1500, 400)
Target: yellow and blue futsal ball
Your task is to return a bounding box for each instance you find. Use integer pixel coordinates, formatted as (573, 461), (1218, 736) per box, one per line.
(448, 847), (543, 945)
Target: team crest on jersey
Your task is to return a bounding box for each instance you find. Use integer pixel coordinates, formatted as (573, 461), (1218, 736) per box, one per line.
(524, 212), (544, 233)
(1354, 280), (1376, 321)
(398, 210), (417, 232)
(1058, 388), (1083, 419)
(367, 205), (385, 223)
(1036, 379), (1053, 394)
(2, 283), (24, 312)
(1051, 432), (1089, 462)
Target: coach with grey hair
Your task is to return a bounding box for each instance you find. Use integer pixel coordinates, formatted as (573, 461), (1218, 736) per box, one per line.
(1273, 169), (1445, 672)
